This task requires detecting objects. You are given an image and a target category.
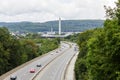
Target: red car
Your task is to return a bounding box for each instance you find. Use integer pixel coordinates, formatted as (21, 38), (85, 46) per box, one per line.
(30, 68), (35, 73)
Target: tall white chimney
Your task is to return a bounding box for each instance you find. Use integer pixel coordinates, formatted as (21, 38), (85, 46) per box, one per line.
(59, 17), (61, 35)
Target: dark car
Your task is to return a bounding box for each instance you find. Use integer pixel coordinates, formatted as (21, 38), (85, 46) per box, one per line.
(56, 51), (58, 53)
(10, 75), (17, 80)
(36, 64), (42, 67)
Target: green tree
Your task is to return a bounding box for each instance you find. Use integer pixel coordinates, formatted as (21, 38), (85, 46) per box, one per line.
(0, 27), (60, 76)
(75, 0), (120, 79)
(105, 0), (120, 24)
(23, 40), (39, 60)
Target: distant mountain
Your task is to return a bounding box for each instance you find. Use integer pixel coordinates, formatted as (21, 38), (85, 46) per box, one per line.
(0, 20), (104, 33)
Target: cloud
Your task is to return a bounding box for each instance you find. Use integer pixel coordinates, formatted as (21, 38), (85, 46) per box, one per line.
(0, 0), (117, 22)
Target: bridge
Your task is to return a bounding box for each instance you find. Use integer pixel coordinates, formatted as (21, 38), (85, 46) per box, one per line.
(41, 32), (81, 38)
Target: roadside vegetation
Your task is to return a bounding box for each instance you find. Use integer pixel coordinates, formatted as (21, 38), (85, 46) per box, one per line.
(75, 0), (120, 80)
(0, 28), (60, 75)
(64, 33), (79, 43)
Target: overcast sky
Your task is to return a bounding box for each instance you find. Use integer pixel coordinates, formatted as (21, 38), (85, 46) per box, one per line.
(0, 0), (117, 22)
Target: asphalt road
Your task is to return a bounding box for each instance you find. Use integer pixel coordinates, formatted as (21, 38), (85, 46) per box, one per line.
(3, 42), (71, 80)
(33, 43), (77, 80)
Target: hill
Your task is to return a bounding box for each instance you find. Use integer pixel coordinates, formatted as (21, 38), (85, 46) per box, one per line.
(0, 20), (104, 33)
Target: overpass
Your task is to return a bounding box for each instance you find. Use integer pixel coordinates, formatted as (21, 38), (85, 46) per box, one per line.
(41, 32), (81, 38)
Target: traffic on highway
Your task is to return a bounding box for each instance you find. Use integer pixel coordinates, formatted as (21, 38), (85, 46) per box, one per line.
(2, 42), (78, 80)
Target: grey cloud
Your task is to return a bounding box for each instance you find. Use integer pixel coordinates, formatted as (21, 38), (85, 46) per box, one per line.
(0, 0), (117, 22)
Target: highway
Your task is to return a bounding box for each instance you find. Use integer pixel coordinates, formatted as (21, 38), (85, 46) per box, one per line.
(2, 42), (78, 80)
(33, 42), (77, 80)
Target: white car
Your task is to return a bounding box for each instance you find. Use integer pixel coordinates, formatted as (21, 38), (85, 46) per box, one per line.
(50, 53), (54, 55)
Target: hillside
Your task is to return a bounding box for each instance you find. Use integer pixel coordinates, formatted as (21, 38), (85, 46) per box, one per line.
(0, 20), (104, 32)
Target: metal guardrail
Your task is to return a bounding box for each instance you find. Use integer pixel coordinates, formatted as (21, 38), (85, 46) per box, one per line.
(32, 42), (71, 80)
(63, 46), (79, 80)
(0, 42), (72, 80)
(0, 46), (61, 80)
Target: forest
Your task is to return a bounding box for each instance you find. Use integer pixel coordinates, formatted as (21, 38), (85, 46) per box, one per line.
(0, 27), (60, 75)
(75, 0), (120, 80)
(0, 20), (103, 32)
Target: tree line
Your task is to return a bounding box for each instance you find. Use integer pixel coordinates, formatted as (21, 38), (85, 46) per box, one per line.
(0, 27), (60, 75)
(75, 0), (120, 80)
(0, 20), (103, 33)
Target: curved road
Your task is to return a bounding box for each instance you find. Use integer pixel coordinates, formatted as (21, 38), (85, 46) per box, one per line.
(2, 42), (77, 80)
(33, 42), (77, 80)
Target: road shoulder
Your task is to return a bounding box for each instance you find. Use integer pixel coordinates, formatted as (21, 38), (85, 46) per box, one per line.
(65, 52), (79, 80)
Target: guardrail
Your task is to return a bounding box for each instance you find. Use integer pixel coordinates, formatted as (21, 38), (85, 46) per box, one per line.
(0, 42), (72, 80)
(63, 46), (79, 80)
(32, 42), (71, 80)
(0, 45), (62, 80)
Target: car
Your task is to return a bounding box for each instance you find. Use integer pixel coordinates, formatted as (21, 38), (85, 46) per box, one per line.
(59, 49), (62, 51)
(56, 51), (58, 53)
(10, 75), (17, 80)
(50, 53), (53, 55)
(30, 68), (35, 73)
(74, 46), (78, 51)
(36, 64), (42, 67)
